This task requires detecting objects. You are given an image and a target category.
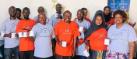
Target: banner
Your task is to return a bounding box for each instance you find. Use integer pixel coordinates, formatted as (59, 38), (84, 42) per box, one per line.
(108, 0), (130, 12)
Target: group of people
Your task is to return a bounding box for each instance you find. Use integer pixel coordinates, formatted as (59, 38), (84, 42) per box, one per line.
(0, 3), (137, 59)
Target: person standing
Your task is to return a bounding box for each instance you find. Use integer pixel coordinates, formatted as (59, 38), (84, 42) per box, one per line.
(106, 10), (137, 59)
(16, 8), (22, 20)
(103, 6), (114, 28)
(16, 7), (36, 59)
(49, 3), (63, 26)
(81, 8), (92, 24)
(74, 9), (90, 59)
(32, 14), (54, 59)
(34, 6), (49, 23)
(0, 6), (19, 59)
(54, 10), (80, 59)
(86, 10), (108, 59)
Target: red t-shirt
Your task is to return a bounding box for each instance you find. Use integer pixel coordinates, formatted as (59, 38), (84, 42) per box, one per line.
(54, 20), (80, 56)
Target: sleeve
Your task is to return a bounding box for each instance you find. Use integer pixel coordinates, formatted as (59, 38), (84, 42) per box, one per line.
(54, 23), (59, 36)
(49, 15), (54, 26)
(0, 21), (6, 33)
(16, 20), (23, 33)
(29, 20), (36, 30)
(0, 20), (6, 39)
(128, 26), (137, 42)
(50, 26), (55, 39)
(84, 25), (92, 39)
(86, 21), (91, 30)
(107, 26), (114, 39)
(31, 25), (37, 37)
(73, 23), (80, 39)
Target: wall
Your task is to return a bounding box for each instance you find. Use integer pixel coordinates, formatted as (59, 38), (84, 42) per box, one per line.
(0, 0), (137, 30)
(0, 0), (107, 25)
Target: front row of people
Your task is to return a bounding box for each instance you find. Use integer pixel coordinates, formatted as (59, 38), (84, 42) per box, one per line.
(0, 6), (137, 59)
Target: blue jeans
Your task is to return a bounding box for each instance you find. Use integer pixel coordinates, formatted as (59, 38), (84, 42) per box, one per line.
(4, 47), (19, 59)
(0, 45), (4, 59)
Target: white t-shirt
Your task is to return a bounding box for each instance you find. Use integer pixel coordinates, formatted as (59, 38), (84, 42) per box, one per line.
(32, 23), (54, 58)
(0, 18), (19, 48)
(75, 19), (90, 56)
(108, 23), (137, 53)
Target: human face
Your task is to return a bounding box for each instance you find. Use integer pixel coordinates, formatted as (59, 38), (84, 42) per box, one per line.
(104, 8), (111, 15)
(83, 10), (88, 17)
(56, 4), (62, 14)
(23, 9), (30, 19)
(64, 12), (71, 22)
(114, 14), (123, 25)
(95, 16), (103, 25)
(38, 7), (45, 14)
(39, 14), (46, 25)
(16, 10), (21, 19)
(9, 7), (16, 17)
(77, 11), (84, 20)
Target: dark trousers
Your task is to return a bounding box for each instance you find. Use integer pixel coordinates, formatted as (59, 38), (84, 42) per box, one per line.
(20, 51), (33, 59)
(34, 56), (53, 59)
(0, 45), (4, 59)
(52, 39), (56, 59)
(75, 55), (87, 59)
(89, 50), (106, 59)
(56, 54), (72, 59)
(4, 47), (19, 59)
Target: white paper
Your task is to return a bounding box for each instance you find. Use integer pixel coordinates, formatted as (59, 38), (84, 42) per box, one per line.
(0, 32), (5, 37)
(18, 32), (23, 37)
(11, 33), (16, 38)
(104, 38), (110, 45)
(23, 32), (27, 37)
(78, 36), (82, 39)
(62, 41), (67, 47)
(29, 31), (34, 37)
(83, 50), (89, 57)
(79, 26), (84, 32)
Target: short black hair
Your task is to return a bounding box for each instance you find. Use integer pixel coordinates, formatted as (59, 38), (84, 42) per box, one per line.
(9, 6), (16, 12)
(77, 9), (84, 16)
(113, 10), (128, 23)
(63, 10), (72, 18)
(56, 3), (62, 7)
(23, 7), (30, 13)
(81, 8), (87, 11)
(38, 6), (45, 13)
(16, 8), (21, 12)
(104, 6), (111, 10)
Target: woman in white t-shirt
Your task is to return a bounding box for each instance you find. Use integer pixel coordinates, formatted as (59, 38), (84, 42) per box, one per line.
(31, 14), (54, 59)
(106, 10), (137, 59)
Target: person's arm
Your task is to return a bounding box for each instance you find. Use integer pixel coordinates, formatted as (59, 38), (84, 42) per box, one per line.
(128, 26), (137, 59)
(54, 24), (61, 45)
(72, 23), (80, 56)
(129, 41), (136, 59)
(16, 20), (23, 33)
(29, 25), (37, 40)
(0, 20), (11, 38)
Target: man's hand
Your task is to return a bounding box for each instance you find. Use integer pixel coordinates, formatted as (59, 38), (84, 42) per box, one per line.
(4, 33), (11, 38)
